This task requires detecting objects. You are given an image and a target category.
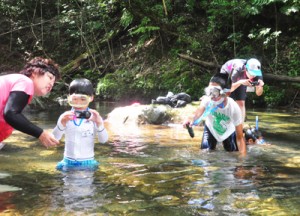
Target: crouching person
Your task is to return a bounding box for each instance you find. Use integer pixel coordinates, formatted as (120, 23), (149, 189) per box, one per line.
(184, 74), (246, 156)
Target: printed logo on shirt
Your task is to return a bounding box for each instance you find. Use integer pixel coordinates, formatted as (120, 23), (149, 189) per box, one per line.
(82, 129), (93, 137)
(212, 112), (230, 135)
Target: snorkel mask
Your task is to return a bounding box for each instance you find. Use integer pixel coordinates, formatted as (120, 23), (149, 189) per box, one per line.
(67, 94), (92, 108)
(204, 86), (225, 106)
(204, 86), (224, 99)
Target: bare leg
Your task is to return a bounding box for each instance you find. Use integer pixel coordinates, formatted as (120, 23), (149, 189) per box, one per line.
(235, 100), (246, 122)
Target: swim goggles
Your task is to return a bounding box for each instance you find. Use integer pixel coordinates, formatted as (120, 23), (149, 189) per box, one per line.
(204, 86), (223, 99)
(67, 94), (92, 108)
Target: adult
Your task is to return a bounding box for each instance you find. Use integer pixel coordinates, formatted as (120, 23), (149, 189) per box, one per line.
(0, 57), (61, 149)
(220, 58), (264, 121)
(184, 74), (246, 155)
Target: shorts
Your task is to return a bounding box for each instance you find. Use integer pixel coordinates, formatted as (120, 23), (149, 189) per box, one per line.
(200, 124), (239, 151)
(230, 85), (247, 101)
(0, 123), (14, 142)
(56, 157), (99, 171)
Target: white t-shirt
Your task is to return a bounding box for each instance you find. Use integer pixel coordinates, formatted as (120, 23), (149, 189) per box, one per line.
(201, 97), (243, 142)
(52, 114), (108, 160)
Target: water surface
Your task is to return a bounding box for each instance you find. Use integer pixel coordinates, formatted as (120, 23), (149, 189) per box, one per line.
(0, 103), (299, 215)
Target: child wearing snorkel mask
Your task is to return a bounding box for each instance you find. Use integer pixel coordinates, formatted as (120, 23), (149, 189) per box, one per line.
(184, 74), (246, 155)
(244, 127), (266, 145)
(52, 78), (108, 171)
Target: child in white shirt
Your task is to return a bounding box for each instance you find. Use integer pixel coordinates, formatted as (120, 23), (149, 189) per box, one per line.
(53, 78), (108, 171)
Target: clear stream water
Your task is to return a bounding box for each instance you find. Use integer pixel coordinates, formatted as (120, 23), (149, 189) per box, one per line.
(0, 102), (299, 215)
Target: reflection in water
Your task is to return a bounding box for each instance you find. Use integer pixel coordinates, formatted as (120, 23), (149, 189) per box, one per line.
(0, 105), (300, 215)
(0, 191), (16, 213)
(53, 170), (99, 213)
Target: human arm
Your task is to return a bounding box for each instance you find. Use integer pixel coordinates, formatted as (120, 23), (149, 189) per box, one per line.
(89, 109), (108, 143)
(183, 98), (207, 127)
(4, 91), (59, 147)
(52, 111), (74, 140)
(230, 79), (250, 92)
(235, 124), (247, 156)
(230, 67), (254, 92)
(255, 79), (264, 96)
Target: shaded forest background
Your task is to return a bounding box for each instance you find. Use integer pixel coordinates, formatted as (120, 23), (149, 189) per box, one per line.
(0, 0), (299, 108)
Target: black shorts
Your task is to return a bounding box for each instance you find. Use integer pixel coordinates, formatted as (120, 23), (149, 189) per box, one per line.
(230, 85), (247, 101)
(200, 124), (239, 151)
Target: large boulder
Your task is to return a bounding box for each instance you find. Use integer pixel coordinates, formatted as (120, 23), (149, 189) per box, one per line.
(106, 103), (172, 125)
(141, 105), (171, 124)
(105, 102), (200, 125)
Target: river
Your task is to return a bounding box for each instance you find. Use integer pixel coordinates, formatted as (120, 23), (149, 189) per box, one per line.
(0, 102), (299, 215)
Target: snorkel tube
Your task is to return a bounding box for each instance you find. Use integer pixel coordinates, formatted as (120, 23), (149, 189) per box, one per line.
(256, 116), (259, 130)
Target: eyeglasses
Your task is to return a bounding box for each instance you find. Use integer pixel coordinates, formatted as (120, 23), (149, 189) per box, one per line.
(204, 86), (223, 99)
(67, 94), (92, 108)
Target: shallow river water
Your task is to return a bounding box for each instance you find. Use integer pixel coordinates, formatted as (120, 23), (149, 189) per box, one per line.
(0, 102), (300, 215)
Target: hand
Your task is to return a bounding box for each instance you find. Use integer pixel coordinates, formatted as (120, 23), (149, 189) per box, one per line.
(88, 109), (104, 128)
(183, 120), (191, 128)
(257, 79), (264, 87)
(39, 130), (59, 148)
(60, 111), (76, 127)
(240, 79), (252, 86)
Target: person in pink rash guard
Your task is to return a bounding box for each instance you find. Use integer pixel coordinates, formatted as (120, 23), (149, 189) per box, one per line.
(0, 57), (61, 150)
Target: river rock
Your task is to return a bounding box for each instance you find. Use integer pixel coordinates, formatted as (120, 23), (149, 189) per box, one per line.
(106, 103), (173, 125)
(106, 102), (200, 125)
(141, 104), (171, 124)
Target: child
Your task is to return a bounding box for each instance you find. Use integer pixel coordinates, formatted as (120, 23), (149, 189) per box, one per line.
(244, 127), (266, 145)
(184, 74), (246, 155)
(52, 78), (108, 171)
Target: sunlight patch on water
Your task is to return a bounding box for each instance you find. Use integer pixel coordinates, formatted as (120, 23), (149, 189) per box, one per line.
(0, 185), (22, 193)
(1, 106), (300, 215)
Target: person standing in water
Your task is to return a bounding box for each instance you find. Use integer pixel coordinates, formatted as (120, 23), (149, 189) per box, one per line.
(0, 57), (61, 150)
(220, 58), (264, 121)
(52, 78), (108, 171)
(184, 74), (246, 155)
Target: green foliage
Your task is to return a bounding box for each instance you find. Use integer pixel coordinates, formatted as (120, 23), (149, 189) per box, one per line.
(263, 85), (286, 106)
(286, 40), (300, 77)
(96, 73), (121, 100)
(120, 9), (133, 29)
(95, 58), (210, 102)
(129, 17), (160, 47)
(248, 28), (282, 48)
(149, 59), (210, 99)
(96, 69), (147, 101)
(1, 0), (300, 108)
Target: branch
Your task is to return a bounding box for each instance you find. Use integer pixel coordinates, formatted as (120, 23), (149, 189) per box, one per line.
(263, 73), (300, 83)
(0, 19), (56, 37)
(178, 53), (300, 83)
(178, 53), (220, 68)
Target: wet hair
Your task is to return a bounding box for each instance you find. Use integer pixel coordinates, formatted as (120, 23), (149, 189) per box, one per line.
(209, 73), (228, 89)
(69, 78), (94, 96)
(20, 57), (60, 81)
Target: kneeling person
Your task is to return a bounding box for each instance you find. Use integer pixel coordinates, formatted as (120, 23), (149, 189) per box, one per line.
(184, 74), (246, 155)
